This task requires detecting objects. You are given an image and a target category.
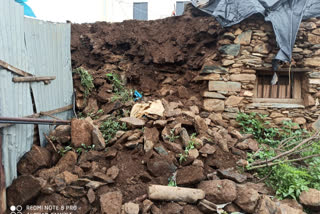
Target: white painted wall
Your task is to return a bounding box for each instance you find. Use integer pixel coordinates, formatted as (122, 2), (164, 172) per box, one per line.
(27, 0), (190, 23)
(28, 0), (107, 23)
(106, 0), (180, 23)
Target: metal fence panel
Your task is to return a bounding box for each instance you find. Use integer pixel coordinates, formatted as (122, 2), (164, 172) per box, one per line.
(24, 18), (73, 146)
(0, 0), (73, 187)
(0, 0), (34, 187)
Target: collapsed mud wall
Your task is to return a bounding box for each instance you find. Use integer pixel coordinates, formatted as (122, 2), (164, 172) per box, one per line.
(71, 5), (320, 130)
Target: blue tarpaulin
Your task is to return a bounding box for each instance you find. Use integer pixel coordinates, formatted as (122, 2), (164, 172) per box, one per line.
(15, 0), (36, 18)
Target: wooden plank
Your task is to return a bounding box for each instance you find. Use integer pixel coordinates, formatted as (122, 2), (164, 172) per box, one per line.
(0, 105), (73, 128)
(255, 67), (311, 73)
(271, 84), (278, 98)
(252, 98), (304, 104)
(293, 74), (302, 99)
(0, 59), (33, 77)
(256, 77), (263, 98)
(0, 131), (6, 214)
(12, 76), (56, 83)
(263, 76), (271, 98)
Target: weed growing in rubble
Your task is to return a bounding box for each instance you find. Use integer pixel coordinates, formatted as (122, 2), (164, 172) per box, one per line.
(166, 129), (180, 142)
(168, 176), (177, 187)
(74, 67), (94, 99)
(106, 73), (133, 103)
(178, 133), (198, 164)
(58, 145), (72, 156)
(100, 118), (127, 144)
(76, 144), (95, 155)
(237, 112), (320, 200)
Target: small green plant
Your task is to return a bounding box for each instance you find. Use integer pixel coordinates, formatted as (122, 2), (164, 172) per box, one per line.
(76, 144), (95, 155)
(106, 73), (133, 103)
(100, 118), (127, 144)
(178, 133), (198, 164)
(238, 112), (320, 200)
(166, 129), (180, 142)
(178, 153), (187, 164)
(168, 176), (177, 187)
(74, 67), (94, 99)
(87, 109), (104, 120)
(58, 145), (72, 156)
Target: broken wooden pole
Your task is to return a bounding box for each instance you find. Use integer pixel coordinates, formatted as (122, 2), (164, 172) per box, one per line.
(0, 59), (33, 77)
(12, 76), (56, 83)
(148, 185), (205, 203)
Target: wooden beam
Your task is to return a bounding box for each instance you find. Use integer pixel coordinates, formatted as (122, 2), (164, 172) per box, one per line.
(0, 131), (6, 214)
(0, 59), (33, 77)
(12, 76), (56, 83)
(255, 67), (311, 73)
(0, 105), (73, 128)
(252, 98), (303, 104)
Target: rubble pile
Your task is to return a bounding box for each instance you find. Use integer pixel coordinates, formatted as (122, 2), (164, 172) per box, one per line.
(8, 98), (319, 214)
(5, 5), (320, 214)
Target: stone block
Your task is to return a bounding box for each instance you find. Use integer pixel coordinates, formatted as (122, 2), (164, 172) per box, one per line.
(234, 30), (252, 45)
(225, 96), (244, 106)
(230, 74), (256, 82)
(305, 57), (320, 67)
(203, 99), (225, 112)
(202, 91), (226, 99)
(219, 44), (240, 56)
(253, 43), (270, 54)
(209, 81), (241, 92)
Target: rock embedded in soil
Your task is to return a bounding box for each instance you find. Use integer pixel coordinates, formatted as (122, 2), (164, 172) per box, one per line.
(147, 156), (176, 177)
(176, 165), (205, 186)
(299, 188), (320, 209)
(194, 115), (208, 135)
(198, 179), (237, 204)
(120, 117), (145, 128)
(197, 199), (218, 213)
(148, 185), (205, 203)
(17, 144), (51, 175)
(92, 126), (106, 150)
(183, 205), (203, 214)
(106, 166), (120, 180)
(100, 191), (123, 214)
(199, 144), (216, 155)
(49, 125), (71, 144)
(87, 188), (95, 204)
(123, 202), (139, 214)
(144, 127), (159, 152)
(6, 175), (42, 207)
(255, 195), (279, 214)
(180, 128), (190, 147)
(234, 185), (260, 213)
(217, 168), (247, 183)
(71, 118), (93, 147)
(37, 151), (77, 180)
(162, 202), (183, 214)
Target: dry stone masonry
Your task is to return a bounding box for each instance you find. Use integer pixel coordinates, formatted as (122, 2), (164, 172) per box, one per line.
(199, 16), (320, 130)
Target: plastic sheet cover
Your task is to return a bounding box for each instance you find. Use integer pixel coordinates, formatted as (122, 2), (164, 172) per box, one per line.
(192, 0), (320, 65)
